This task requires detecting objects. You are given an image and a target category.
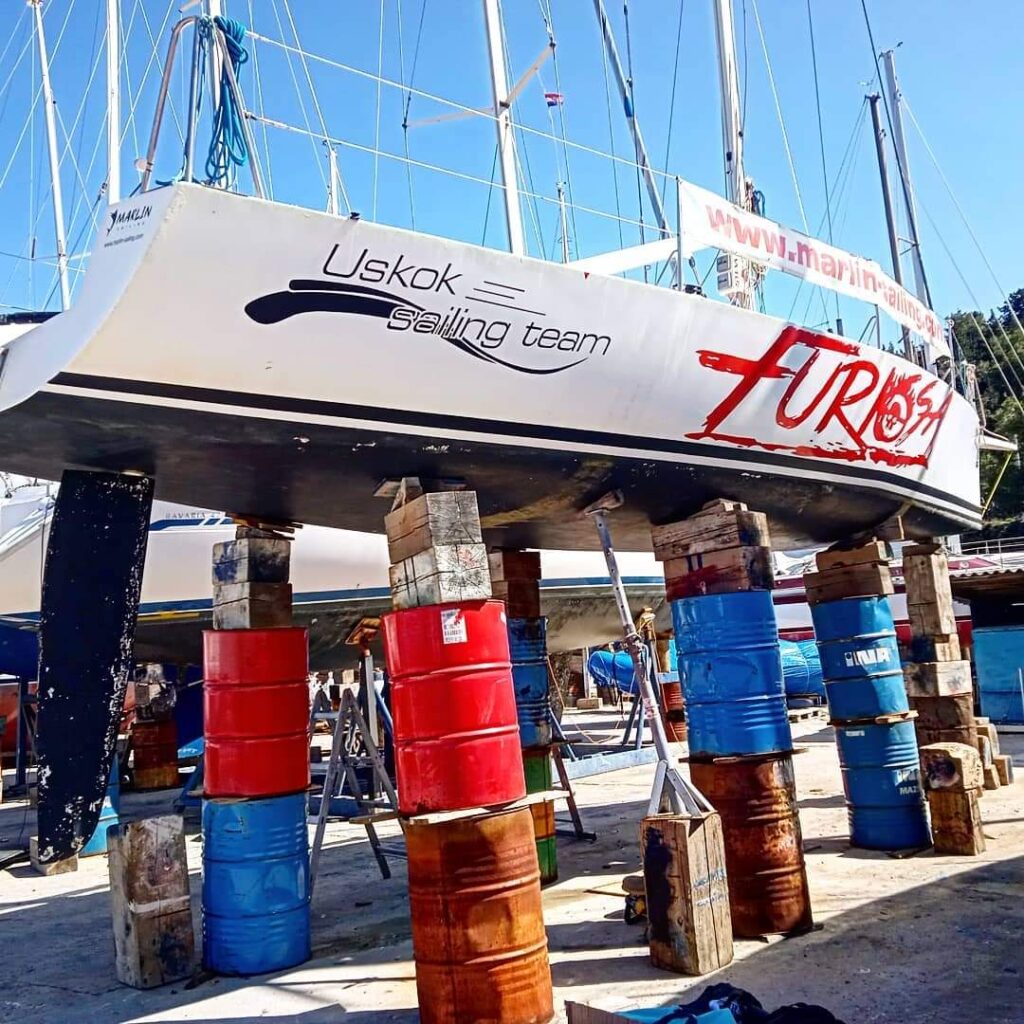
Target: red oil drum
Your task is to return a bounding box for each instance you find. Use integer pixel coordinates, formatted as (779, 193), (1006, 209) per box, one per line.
(659, 680), (688, 742)
(407, 807), (553, 1024)
(203, 627), (310, 798)
(382, 600), (525, 816)
(132, 718), (180, 790)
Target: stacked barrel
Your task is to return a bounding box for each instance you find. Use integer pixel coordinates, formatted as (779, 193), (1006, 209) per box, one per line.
(653, 500), (812, 938)
(132, 672), (179, 790)
(492, 550), (558, 885)
(805, 543), (931, 850)
(201, 528), (312, 975)
(382, 490), (553, 1024)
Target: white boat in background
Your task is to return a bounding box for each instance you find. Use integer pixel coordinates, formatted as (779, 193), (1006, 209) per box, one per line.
(0, 496), (667, 674)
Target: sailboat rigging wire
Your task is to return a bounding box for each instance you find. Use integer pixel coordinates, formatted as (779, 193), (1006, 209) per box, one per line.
(598, 17), (625, 249)
(396, 0), (416, 227)
(372, 0), (385, 221)
(246, 29), (676, 190)
(806, 0), (840, 326)
(247, 0), (275, 199)
(902, 97), (1024, 350)
(749, 0), (829, 327)
(859, 0), (931, 306)
(658, 0), (685, 208)
(246, 109), (659, 236)
(621, 0), (648, 262)
(271, 0), (333, 204)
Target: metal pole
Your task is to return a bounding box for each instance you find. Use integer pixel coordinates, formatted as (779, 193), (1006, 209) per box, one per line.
(327, 146), (341, 215)
(105, 0), (120, 204)
(591, 0), (669, 235)
(881, 49), (932, 308)
(30, 0), (71, 311)
(481, 0), (526, 256)
(869, 94), (913, 362)
(556, 181), (570, 263)
(712, 0), (753, 309)
(675, 177), (684, 291)
(204, 0), (223, 109)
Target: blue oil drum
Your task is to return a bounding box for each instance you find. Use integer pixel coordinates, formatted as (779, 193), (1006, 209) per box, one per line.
(834, 720), (930, 849)
(587, 648), (639, 695)
(507, 618), (552, 749)
(780, 640), (810, 696)
(672, 592), (791, 757)
(795, 639), (824, 695)
(972, 626), (1024, 724)
(202, 792), (311, 975)
(81, 756), (120, 857)
(811, 596), (909, 722)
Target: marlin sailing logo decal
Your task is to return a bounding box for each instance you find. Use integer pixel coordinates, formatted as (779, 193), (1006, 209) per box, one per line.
(244, 244), (612, 375)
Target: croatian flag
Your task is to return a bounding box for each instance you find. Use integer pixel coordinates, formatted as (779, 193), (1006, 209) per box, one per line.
(544, 92), (564, 107)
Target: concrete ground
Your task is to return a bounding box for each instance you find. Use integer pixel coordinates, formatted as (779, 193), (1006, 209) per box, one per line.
(2, 711), (1023, 1024)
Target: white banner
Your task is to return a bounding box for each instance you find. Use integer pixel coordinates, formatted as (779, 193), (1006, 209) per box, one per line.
(676, 180), (949, 360)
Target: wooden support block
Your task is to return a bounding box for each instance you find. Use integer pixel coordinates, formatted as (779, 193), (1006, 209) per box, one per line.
(108, 815), (195, 989)
(815, 541), (887, 572)
(490, 578), (542, 618)
(979, 719), (1001, 757)
(906, 598), (957, 639)
(575, 697), (600, 711)
(384, 491), (482, 564)
(995, 754), (1014, 785)
(976, 734), (994, 769)
(901, 541), (943, 557)
(389, 543), (492, 610)
(663, 545), (773, 600)
(983, 763), (1001, 791)
(29, 837), (78, 875)
(928, 789), (985, 856)
(212, 582), (292, 629)
(903, 661), (973, 699)
(650, 506), (769, 561)
(910, 693), (975, 733)
(919, 742), (983, 792)
(487, 550), (542, 582)
(640, 812), (733, 976)
(908, 633), (962, 663)
(804, 563), (893, 605)
(212, 537), (291, 585)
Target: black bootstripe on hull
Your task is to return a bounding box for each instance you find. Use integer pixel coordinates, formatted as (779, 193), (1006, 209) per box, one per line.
(48, 371), (980, 518)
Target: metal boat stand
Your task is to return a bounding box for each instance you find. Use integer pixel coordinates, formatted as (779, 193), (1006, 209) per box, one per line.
(309, 687), (402, 888)
(585, 491), (712, 817)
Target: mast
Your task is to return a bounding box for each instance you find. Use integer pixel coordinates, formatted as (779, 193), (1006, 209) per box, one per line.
(105, 0), (120, 204)
(591, 0), (669, 235)
(869, 93), (913, 362)
(711, 0), (753, 308)
(481, 0), (526, 256)
(30, 0), (71, 311)
(327, 146), (341, 216)
(204, 0), (224, 110)
(881, 48), (931, 307)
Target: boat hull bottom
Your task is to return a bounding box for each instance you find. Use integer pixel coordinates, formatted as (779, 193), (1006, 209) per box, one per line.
(0, 389), (978, 551)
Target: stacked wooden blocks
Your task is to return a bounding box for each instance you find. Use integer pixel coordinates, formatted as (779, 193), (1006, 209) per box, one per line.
(919, 742), (986, 855)
(385, 491), (491, 609)
(654, 499), (771, 601)
(212, 529), (293, 629)
(900, 542), (979, 759)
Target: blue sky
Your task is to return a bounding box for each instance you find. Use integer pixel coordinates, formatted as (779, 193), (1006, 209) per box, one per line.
(0, 0), (1021, 349)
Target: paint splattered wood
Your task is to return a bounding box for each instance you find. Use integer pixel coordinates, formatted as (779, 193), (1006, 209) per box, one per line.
(35, 471), (153, 863)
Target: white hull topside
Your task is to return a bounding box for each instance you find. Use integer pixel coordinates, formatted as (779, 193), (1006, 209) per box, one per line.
(0, 184), (982, 550)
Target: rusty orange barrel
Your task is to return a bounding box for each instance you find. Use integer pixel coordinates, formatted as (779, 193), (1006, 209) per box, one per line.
(132, 718), (180, 790)
(203, 628), (310, 798)
(659, 679), (687, 742)
(382, 600), (525, 815)
(690, 752), (813, 938)
(406, 807), (553, 1024)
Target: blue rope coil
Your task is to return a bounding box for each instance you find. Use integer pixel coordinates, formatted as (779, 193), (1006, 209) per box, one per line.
(200, 15), (250, 186)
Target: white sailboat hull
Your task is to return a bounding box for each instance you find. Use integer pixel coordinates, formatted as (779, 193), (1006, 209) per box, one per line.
(0, 184), (982, 549)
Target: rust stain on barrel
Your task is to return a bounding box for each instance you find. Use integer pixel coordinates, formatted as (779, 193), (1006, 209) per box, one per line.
(406, 807), (553, 1024)
(691, 753), (813, 938)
